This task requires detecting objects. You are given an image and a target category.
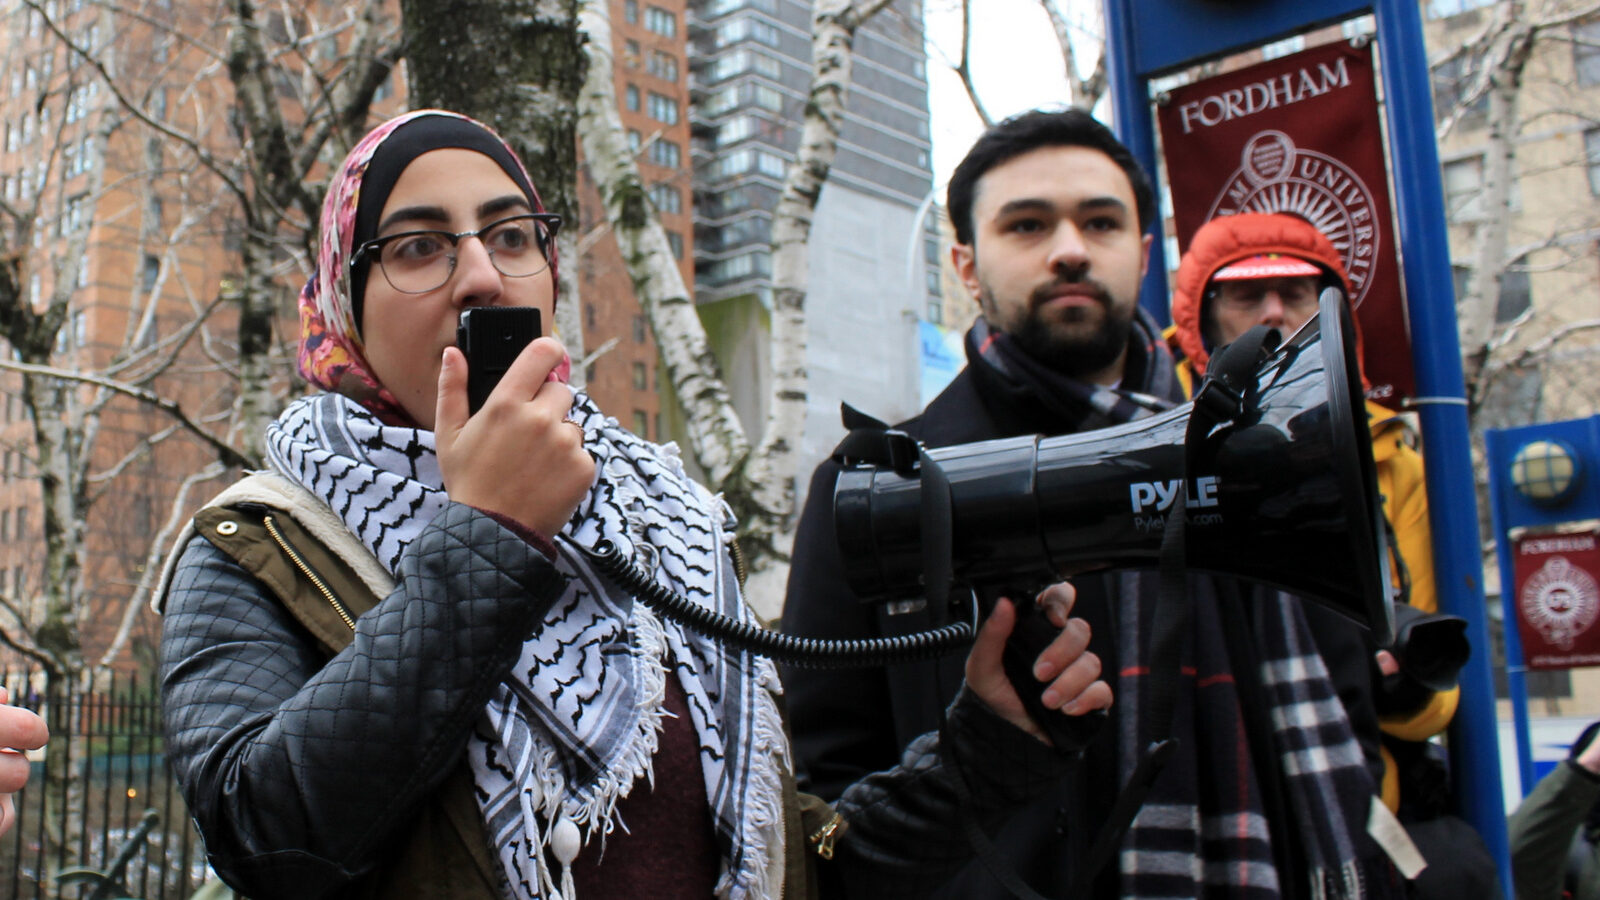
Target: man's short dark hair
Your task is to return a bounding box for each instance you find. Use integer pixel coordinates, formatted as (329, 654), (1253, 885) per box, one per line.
(946, 108), (1157, 246)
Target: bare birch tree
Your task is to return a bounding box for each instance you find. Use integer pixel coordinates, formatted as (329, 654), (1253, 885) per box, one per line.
(1430, 0), (1600, 422)
(400, 0), (591, 383)
(0, 2), (393, 879)
(0, 0), (397, 681)
(574, 0), (894, 601)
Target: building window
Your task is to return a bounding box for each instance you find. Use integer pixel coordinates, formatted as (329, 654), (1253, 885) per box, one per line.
(1442, 156), (1485, 222)
(716, 16), (780, 49)
(585, 302), (597, 329)
(633, 314), (647, 343)
(706, 49), (782, 84)
(624, 38), (640, 67)
(73, 136), (95, 176)
(1577, 19), (1600, 86)
(756, 151), (786, 178)
(644, 6), (676, 37)
(647, 49), (678, 82)
(1453, 260), (1533, 324)
(718, 116), (755, 146)
(707, 0), (776, 13)
(1432, 54), (1488, 128)
(627, 128), (642, 151)
(623, 0), (638, 24)
(648, 183), (681, 215)
(647, 92), (678, 125)
(1425, 0), (1496, 18)
(141, 253), (161, 292)
(1429, 0), (1496, 16)
(648, 139), (681, 168)
(633, 410), (650, 438)
(632, 362), (648, 390)
(665, 230), (684, 259)
(750, 84), (784, 113)
(1585, 129), (1600, 195)
(625, 84), (641, 112)
(1496, 256), (1532, 323)
(66, 84), (91, 122)
(708, 251), (771, 284)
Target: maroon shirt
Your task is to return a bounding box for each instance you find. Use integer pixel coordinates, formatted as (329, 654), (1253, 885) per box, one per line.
(569, 676), (722, 897)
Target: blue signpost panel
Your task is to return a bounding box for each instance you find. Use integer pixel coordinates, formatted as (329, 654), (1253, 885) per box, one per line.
(1486, 416), (1600, 801)
(1105, 0), (1510, 893)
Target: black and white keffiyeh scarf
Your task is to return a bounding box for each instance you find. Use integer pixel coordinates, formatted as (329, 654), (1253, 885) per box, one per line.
(264, 391), (789, 900)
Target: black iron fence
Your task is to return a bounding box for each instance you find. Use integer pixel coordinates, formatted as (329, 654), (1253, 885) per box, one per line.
(2, 668), (211, 900)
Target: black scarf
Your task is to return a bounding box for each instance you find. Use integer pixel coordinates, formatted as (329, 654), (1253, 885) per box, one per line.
(964, 307), (1185, 429)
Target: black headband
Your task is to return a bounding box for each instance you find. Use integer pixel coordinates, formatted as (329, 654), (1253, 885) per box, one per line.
(349, 114), (539, 329)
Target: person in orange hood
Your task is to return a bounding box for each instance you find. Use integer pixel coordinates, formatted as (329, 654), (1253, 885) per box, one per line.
(1171, 212), (1496, 897)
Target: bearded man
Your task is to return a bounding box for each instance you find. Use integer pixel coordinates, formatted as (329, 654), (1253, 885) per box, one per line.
(780, 109), (1404, 900)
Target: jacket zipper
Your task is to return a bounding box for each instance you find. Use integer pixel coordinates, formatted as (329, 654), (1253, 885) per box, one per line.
(261, 513), (357, 631)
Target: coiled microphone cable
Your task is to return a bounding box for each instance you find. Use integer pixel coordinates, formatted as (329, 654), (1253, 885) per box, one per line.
(578, 540), (974, 669)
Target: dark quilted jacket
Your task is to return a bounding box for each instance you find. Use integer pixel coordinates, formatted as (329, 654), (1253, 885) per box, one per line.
(161, 493), (1078, 900)
(160, 502), (564, 899)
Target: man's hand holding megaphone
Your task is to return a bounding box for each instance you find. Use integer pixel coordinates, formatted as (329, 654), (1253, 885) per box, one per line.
(966, 582), (1113, 747)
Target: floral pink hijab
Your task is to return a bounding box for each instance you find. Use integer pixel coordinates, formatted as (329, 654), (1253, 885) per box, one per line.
(295, 109), (558, 422)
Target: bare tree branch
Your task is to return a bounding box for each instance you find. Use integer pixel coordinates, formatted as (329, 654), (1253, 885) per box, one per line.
(954, 0), (993, 128)
(0, 359), (256, 469)
(97, 462), (226, 671)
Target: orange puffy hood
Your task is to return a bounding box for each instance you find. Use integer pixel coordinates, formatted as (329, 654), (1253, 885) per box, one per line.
(1169, 213), (1353, 375)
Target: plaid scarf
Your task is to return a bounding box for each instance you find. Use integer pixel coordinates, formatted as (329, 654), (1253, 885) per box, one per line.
(1114, 583), (1395, 898)
(264, 392), (789, 900)
(967, 312), (1396, 898)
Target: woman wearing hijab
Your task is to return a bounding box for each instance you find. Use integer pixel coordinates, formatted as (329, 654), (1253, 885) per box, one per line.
(157, 110), (1111, 900)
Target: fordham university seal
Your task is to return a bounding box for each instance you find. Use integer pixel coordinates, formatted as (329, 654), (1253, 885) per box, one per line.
(1519, 555), (1600, 651)
(1207, 130), (1380, 310)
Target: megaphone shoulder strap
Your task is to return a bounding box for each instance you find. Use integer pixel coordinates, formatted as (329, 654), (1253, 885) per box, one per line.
(1064, 325), (1284, 896)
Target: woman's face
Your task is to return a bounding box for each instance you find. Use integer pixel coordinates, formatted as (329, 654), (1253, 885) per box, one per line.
(360, 148), (556, 430)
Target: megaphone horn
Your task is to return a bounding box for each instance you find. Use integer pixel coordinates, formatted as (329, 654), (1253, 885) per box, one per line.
(833, 289), (1396, 644)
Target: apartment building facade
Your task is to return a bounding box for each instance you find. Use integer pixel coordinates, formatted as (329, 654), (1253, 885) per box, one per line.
(685, 0), (936, 499)
(0, 0), (693, 670)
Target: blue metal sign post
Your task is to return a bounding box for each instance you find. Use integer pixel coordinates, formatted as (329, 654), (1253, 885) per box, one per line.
(1485, 416), (1600, 799)
(1105, 0), (1510, 893)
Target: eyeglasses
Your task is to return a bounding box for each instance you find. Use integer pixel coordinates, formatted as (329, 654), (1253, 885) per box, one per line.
(350, 213), (562, 295)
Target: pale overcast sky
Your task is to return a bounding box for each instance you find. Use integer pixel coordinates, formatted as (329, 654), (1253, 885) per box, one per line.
(922, 0), (1082, 188)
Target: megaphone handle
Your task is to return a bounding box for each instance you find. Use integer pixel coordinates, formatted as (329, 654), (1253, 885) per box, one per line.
(999, 599), (1106, 753)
